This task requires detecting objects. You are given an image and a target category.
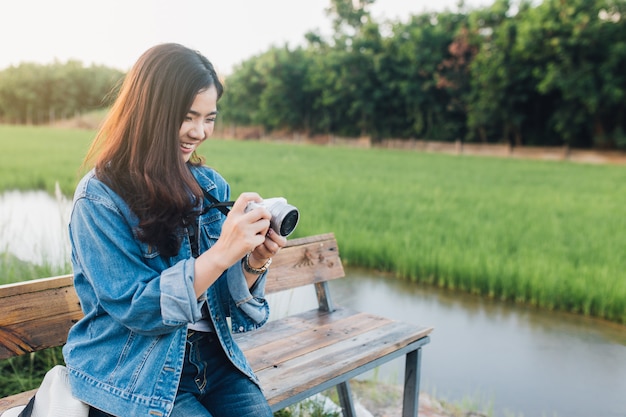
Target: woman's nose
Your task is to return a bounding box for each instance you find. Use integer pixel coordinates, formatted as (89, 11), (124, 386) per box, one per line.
(190, 122), (206, 140)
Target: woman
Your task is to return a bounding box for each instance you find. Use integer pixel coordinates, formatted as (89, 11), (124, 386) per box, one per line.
(63, 43), (285, 417)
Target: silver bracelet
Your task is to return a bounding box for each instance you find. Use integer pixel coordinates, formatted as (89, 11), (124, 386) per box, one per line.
(242, 253), (272, 274)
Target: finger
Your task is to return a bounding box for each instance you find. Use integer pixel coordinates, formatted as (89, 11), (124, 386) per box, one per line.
(250, 218), (271, 237)
(230, 192), (262, 214)
(262, 240), (278, 256)
(262, 236), (285, 257)
(266, 228), (287, 248)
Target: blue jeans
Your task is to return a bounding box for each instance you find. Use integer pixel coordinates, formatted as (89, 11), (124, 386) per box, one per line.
(170, 330), (272, 417)
(89, 331), (272, 417)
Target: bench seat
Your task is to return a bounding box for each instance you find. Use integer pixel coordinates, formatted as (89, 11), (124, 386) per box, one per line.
(237, 307), (432, 411)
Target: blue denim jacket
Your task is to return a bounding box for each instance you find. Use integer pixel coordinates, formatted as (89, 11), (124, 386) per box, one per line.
(63, 165), (269, 417)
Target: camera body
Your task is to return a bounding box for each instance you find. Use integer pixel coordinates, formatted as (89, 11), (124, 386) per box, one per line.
(246, 197), (299, 237)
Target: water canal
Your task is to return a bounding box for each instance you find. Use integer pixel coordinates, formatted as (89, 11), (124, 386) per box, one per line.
(1, 191), (625, 417)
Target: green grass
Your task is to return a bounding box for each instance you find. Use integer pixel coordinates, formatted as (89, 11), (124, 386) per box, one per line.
(0, 347), (65, 398)
(0, 252), (67, 286)
(1, 124), (626, 324)
(0, 125), (91, 196)
(204, 139), (626, 324)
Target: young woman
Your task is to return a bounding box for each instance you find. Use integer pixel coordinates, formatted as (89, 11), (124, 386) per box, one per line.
(63, 43), (285, 417)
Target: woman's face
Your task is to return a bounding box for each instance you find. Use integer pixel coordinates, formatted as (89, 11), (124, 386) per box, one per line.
(179, 86), (219, 162)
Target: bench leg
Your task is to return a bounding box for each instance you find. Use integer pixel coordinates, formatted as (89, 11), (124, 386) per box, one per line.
(402, 348), (423, 417)
(336, 381), (357, 417)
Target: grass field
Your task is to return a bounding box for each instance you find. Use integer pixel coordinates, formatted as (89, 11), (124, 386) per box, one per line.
(1, 124), (626, 324)
(0, 125), (91, 196)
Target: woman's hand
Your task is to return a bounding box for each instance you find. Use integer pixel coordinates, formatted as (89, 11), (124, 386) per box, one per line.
(243, 227), (287, 288)
(248, 228), (287, 268)
(194, 192), (272, 297)
(217, 192), (273, 265)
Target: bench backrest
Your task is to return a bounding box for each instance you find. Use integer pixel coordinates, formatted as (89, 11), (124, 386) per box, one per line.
(0, 233), (343, 361)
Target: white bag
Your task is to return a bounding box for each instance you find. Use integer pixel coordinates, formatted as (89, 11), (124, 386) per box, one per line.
(2, 365), (89, 417)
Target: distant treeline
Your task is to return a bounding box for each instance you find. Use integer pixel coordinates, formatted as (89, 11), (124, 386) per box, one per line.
(1, 0), (625, 149)
(220, 0), (626, 149)
(0, 61), (123, 125)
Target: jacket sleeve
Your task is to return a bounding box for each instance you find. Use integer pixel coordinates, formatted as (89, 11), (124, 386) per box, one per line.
(70, 194), (204, 336)
(225, 262), (270, 332)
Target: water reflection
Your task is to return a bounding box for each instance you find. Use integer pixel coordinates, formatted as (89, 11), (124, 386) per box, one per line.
(0, 188), (71, 268)
(330, 269), (626, 417)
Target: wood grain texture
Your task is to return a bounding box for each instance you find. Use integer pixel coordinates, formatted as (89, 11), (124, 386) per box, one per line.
(265, 233), (344, 294)
(236, 307), (433, 405)
(0, 279), (81, 359)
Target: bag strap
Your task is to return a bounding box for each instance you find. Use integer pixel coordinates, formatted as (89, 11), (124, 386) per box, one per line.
(17, 396), (35, 417)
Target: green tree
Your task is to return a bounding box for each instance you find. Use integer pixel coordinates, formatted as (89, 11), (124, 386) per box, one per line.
(258, 47), (315, 132)
(515, 0), (626, 147)
(381, 11), (467, 141)
(220, 46), (316, 134)
(219, 56), (267, 127)
(466, 0), (549, 145)
(0, 61), (122, 125)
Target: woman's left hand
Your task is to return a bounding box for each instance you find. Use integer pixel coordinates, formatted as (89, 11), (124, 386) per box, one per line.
(248, 228), (287, 267)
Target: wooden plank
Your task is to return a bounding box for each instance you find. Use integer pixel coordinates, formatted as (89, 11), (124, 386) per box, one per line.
(0, 389), (37, 413)
(235, 307), (356, 349)
(267, 337), (431, 413)
(265, 233), (344, 294)
(283, 233), (336, 248)
(258, 321), (433, 405)
(0, 282), (82, 359)
(0, 285), (81, 326)
(0, 312), (82, 359)
(259, 321), (432, 384)
(243, 310), (392, 373)
(0, 275), (73, 297)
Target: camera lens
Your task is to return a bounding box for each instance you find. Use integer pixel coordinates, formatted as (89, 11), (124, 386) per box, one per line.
(279, 209), (299, 237)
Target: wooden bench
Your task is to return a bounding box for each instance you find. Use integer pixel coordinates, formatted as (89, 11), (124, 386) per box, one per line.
(0, 233), (433, 416)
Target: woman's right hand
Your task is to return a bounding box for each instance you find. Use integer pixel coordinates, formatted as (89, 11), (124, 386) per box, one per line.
(193, 192), (271, 297)
(216, 192), (272, 265)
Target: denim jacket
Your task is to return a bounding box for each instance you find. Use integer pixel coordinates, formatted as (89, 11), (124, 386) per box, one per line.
(63, 165), (270, 417)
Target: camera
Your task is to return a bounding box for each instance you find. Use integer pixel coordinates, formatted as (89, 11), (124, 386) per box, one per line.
(246, 198), (299, 237)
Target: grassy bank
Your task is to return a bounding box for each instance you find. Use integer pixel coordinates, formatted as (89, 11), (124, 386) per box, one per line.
(0, 125), (90, 196)
(1, 124), (625, 324)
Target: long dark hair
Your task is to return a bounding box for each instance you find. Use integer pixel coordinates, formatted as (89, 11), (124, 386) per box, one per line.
(84, 43), (224, 257)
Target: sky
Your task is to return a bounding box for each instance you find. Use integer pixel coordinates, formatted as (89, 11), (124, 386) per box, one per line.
(0, 0), (490, 75)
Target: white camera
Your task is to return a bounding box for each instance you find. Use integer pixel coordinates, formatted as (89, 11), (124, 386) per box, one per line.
(245, 198), (299, 237)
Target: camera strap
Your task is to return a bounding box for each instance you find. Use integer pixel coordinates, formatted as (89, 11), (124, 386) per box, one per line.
(201, 189), (234, 216)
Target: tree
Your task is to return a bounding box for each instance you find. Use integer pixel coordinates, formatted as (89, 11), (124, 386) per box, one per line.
(0, 61), (122, 125)
(380, 11), (467, 141)
(257, 46), (315, 132)
(515, 0), (626, 147)
(466, 0), (548, 145)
